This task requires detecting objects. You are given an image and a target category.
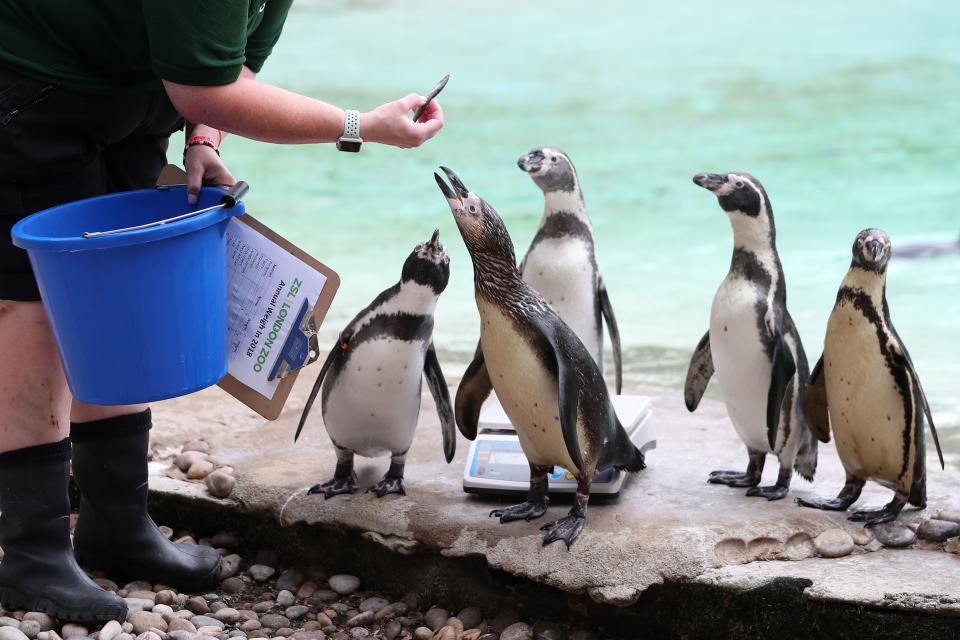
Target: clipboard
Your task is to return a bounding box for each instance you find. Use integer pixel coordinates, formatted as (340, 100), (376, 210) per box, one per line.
(157, 165), (340, 420)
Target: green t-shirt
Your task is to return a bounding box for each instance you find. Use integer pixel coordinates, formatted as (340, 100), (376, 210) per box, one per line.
(0, 0), (294, 94)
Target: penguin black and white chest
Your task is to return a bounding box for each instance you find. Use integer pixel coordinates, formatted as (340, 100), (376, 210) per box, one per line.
(294, 230), (456, 498)
(684, 172), (817, 500)
(797, 228), (944, 526)
(435, 167), (644, 548)
(517, 148), (622, 393)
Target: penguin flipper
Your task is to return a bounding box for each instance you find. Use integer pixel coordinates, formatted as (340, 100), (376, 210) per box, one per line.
(803, 355), (831, 443)
(684, 331), (714, 412)
(424, 341), (456, 463)
(454, 345), (492, 441)
(598, 277), (623, 395)
(891, 340), (944, 470)
(540, 322), (591, 475)
(766, 331), (797, 451)
(294, 338), (343, 442)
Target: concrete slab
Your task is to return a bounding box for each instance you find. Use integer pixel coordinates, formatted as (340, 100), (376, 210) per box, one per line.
(150, 376), (960, 615)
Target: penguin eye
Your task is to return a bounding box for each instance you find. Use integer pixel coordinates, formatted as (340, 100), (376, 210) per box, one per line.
(551, 157), (558, 163)
(734, 180), (744, 188)
(469, 205), (477, 213)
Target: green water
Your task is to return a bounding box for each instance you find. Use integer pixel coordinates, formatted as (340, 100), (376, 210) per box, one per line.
(196, 0), (960, 431)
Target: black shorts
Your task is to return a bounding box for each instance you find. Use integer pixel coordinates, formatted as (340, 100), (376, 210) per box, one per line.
(0, 66), (184, 301)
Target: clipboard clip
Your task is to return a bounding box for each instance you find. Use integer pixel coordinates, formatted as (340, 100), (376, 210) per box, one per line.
(267, 298), (322, 381)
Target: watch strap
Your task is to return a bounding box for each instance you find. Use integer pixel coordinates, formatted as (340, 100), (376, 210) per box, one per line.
(342, 109), (360, 140)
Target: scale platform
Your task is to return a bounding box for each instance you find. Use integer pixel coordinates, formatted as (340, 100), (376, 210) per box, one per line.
(463, 395), (657, 497)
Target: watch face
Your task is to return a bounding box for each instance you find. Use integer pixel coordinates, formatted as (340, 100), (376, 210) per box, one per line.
(337, 138), (362, 153)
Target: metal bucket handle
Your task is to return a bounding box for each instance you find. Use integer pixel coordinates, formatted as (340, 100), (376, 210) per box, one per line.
(81, 181), (249, 239)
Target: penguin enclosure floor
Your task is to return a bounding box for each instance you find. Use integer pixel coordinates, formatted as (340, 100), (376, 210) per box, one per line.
(145, 378), (960, 639)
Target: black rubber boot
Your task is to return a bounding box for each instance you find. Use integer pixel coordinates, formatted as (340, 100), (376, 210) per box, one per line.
(0, 439), (127, 622)
(71, 409), (221, 591)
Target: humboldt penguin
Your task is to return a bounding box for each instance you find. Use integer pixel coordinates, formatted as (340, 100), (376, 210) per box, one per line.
(294, 230), (456, 497)
(797, 228), (944, 525)
(684, 172), (817, 500)
(517, 147), (622, 393)
(435, 167), (645, 548)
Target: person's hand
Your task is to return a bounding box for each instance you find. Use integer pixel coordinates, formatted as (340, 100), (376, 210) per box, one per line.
(361, 93), (444, 149)
(184, 144), (236, 205)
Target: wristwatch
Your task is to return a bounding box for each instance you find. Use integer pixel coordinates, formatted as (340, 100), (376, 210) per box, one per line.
(336, 109), (362, 152)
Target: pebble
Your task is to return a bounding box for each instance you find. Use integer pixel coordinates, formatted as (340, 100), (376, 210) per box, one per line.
(252, 602), (274, 614)
(248, 565), (276, 582)
(295, 582), (317, 600)
(220, 577), (246, 595)
(501, 623), (533, 640)
(873, 523), (917, 548)
(934, 510), (960, 525)
(0, 620), (19, 630)
(532, 622), (564, 640)
(189, 617), (224, 631)
(167, 632), (194, 640)
(0, 629), (28, 640)
(187, 596), (211, 615)
(114, 634), (134, 640)
(290, 633), (325, 640)
(490, 609), (521, 633)
(15, 625), (37, 640)
(122, 624), (134, 634)
(187, 460), (214, 480)
(384, 621), (401, 640)
(135, 632), (161, 640)
(20, 616), (54, 633)
(206, 471), (236, 499)
(275, 569), (305, 593)
(259, 615), (290, 631)
(171, 449), (198, 473)
(284, 607), (309, 621)
(124, 581), (153, 592)
(158, 526), (174, 540)
(847, 528), (873, 546)
(311, 590), (339, 603)
(240, 622), (261, 633)
(130, 613), (167, 635)
(182, 439), (210, 454)
(213, 609), (240, 625)
(99, 622), (123, 640)
(211, 531), (239, 548)
(813, 528), (854, 558)
(59, 627), (88, 640)
(917, 519), (960, 542)
(129, 590), (157, 602)
(477, 635), (498, 640)
(166, 620), (196, 634)
(327, 575), (360, 596)
(944, 537), (960, 554)
(209, 601), (228, 613)
(424, 608), (449, 632)
(275, 591), (295, 607)
(343, 612), (372, 628)
(433, 627), (457, 640)
(152, 605), (174, 620)
(218, 555), (242, 581)
(155, 591), (177, 606)
(125, 598), (156, 615)
(457, 608), (483, 630)
(413, 629), (432, 640)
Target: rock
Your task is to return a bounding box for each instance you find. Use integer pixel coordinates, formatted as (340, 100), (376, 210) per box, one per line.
(873, 523), (917, 548)
(934, 510), (960, 525)
(187, 596), (211, 615)
(275, 568), (305, 593)
(157, 526), (174, 539)
(219, 555), (242, 580)
(252, 603), (273, 614)
(311, 590), (340, 603)
(189, 617), (224, 631)
(275, 591), (295, 607)
(327, 575), (360, 596)
(99, 622), (123, 640)
(0, 629), (28, 640)
(205, 471), (236, 499)
(210, 531), (239, 548)
(135, 633), (161, 640)
(16, 623), (39, 640)
(152, 605), (174, 620)
(295, 581), (317, 600)
(315, 615), (332, 628)
(501, 623), (533, 640)
(240, 622), (261, 633)
(187, 460), (214, 479)
(121, 624), (134, 634)
(258, 616), (289, 631)
(781, 533), (816, 561)
(237, 612), (258, 623)
(384, 621), (402, 640)
(174, 451), (207, 472)
(0, 621), (19, 630)
(214, 610), (240, 625)
(221, 577), (246, 595)
(432, 627), (457, 640)
(60, 627), (88, 640)
(413, 629), (432, 640)
(128, 590), (157, 602)
(130, 613), (167, 635)
(21, 616), (54, 634)
(344, 612), (372, 628)
(490, 609), (520, 633)
(847, 528), (873, 546)
(532, 622), (564, 640)
(154, 591), (177, 607)
(183, 439), (210, 454)
(358, 597), (388, 614)
(166, 620), (196, 635)
(248, 565), (275, 582)
(291, 634), (325, 640)
(945, 537), (960, 554)
(813, 528), (854, 558)
(284, 607), (309, 622)
(456, 608), (483, 631)
(424, 608), (449, 632)
(167, 632), (194, 640)
(917, 519), (960, 542)
(125, 598), (156, 615)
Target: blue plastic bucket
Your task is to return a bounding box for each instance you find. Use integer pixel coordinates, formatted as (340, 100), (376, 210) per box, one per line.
(11, 185), (246, 405)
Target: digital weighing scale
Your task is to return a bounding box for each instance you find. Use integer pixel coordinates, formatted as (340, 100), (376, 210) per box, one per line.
(463, 395), (657, 497)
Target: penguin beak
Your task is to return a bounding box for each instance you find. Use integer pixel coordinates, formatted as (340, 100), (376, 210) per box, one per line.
(428, 228), (441, 249)
(434, 172), (464, 216)
(517, 152), (542, 173)
(692, 173), (727, 192)
(440, 166), (470, 199)
(865, 238), (885, 261)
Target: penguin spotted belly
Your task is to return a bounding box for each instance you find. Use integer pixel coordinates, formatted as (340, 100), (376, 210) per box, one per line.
(321, 338), (425, 458)
(477, 300), (581, 474)
(709, 279), (774, 454)
(522, 238), (600, 364)
(824, 304), (913, 487)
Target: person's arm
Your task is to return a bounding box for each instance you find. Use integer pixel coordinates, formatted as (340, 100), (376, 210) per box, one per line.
(165, 76), (443, 149)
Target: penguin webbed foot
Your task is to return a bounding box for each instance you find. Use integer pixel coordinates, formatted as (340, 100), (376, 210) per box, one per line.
(707, 470), (761, 488)
(848, 498), (906, 527)
(368, 475), (406, 498)
(745, 484), (789, 501)
(795, 496), (852, 511)
(540, 514), (586, 549)
(308, 473), (358, 499)
(490, 499), (549, 523)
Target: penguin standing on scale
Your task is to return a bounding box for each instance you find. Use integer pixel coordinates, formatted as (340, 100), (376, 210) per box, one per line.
(798, 228), (943, 525)
(517, 148), (622, 393)
(684, 172), (818, 499)
(435, 167), (645, 548)
(295, 230), (456, 498)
